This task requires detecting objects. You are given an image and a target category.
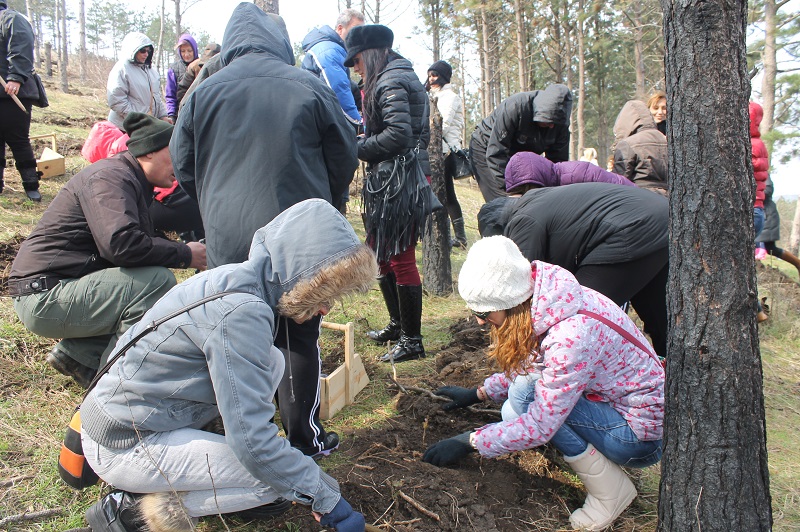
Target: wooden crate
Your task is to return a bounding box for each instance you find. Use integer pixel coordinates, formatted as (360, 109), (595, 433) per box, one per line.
(319, 321), (369, 420)
(32, 133), (65, 178)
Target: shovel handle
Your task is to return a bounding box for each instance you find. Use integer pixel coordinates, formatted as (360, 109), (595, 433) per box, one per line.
(0, 76), (29, 113)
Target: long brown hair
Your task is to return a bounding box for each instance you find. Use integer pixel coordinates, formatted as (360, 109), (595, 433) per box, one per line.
(360, 47), (391, 134)
(488, 297), (539, 377)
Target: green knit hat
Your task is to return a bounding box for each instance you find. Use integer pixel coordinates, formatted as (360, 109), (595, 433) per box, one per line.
(123, 112), (173, 157)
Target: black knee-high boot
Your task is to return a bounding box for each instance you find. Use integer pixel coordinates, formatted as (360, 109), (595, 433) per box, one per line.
(16, 160), (41, 202)
(380, 284), (425, 362)
(367, 272), (401, 343)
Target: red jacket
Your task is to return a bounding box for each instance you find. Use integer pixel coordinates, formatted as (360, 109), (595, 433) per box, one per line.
(749, 102), (768, 209)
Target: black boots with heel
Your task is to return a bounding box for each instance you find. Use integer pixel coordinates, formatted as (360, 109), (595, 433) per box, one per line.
(367, 273), (401, 343)
(380, 284), (425, 363)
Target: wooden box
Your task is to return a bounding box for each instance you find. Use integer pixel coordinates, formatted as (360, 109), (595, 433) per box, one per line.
(319, 321), (370, 420)
(32, 133), (65, 178)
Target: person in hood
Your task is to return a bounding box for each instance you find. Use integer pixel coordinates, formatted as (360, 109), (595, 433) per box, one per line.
(750, 101), (770, 322)
(9, 113), (206, 388)
(171, 5), (358, 458)
(301, 8), (365, 214)
(423, 236), (664, 532)
(477, 183), (669, 358)
(504, 151), (635, 196)
(426, 59), (469, 249)
(106, 32), (170, 129)
(1, 0), (44, 201)
(176, 42), (220, 106)
(345, 24), (431, 363)
(611, 100), (668, 195)
(164, 32), (198, 121)
(470, 85), (573, 201)
(81, 200), (374, 532)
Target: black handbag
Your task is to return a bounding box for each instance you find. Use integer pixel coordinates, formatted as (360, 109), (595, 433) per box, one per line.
(447, 147), (472, 179)
(32, 72), (49, 108)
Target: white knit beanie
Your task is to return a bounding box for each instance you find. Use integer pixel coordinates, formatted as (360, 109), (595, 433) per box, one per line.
(458, 236), (535, 313)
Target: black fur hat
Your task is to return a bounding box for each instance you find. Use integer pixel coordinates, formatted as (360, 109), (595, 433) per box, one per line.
(427, 60), (452, 85)
(344, 24), (393, 68)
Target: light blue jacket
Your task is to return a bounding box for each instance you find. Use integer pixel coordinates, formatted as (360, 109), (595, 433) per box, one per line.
(81, 199), (362, 513)
(301, 25), (361, 126)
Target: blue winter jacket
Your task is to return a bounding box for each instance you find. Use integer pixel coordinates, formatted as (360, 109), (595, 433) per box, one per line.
(301, 25), (361, 126)
(80, 200), (357, 514)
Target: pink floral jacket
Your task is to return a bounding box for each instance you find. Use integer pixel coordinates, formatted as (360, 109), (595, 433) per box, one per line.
(474, 261), (665, 458)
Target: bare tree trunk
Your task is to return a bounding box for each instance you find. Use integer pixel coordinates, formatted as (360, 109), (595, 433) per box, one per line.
(78, 0), (86, 81)
(514, 0), (527, 91)
(422, 96), (452, 296)
(760, 0), (776, 150)
(59, 0), (68, 92)
(479, 3), (491, 117)
(374, 0), (380, 25)
(157, 0), (165, 74)
(631, 2), (647, 98)
(657, 0), (773, 528)
(254, 0), (279, 14)
(25, 0), (38, 66)
(44, 42), (52, 78)
(428, 0), (441, 62)
(576, 1), (586, 158)
(174, 0), (182, 37)
(790, 202), (800, 254)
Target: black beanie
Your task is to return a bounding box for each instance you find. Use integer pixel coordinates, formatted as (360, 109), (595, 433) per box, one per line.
(344, 24), (394, 67)
(427, 60), (452, 85)
(123, 112), (173, 157)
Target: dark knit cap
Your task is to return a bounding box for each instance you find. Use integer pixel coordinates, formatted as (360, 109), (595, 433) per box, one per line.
(427, 60), (452, 85)
(123, 112), (173, 157)
(344, 24), (393, 67)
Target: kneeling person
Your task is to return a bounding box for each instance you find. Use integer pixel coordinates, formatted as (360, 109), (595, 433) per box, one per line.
(9, 112), (206, 387)
(81, 200), (373, 532)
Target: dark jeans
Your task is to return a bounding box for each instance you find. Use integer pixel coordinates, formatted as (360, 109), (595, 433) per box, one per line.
(443, 154), (463, 221)
(0, 98), (35, 166)
(575, 248), (668, 358)
(149, 187), (205, 236)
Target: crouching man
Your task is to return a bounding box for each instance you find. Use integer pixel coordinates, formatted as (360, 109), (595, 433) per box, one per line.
(81, 200), (373, 532)
(8, 112), (206, 388)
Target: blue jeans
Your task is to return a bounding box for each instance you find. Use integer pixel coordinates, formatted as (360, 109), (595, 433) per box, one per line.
(754, 207), (765, 239)
(504, 374), (662, 468)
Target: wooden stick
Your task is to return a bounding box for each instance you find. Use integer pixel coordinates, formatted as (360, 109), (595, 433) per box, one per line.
(0, 508), (63, 527)
(397, 490), (440, 521)
(387, 378), (501, 415)
(0, 76), (29, 113)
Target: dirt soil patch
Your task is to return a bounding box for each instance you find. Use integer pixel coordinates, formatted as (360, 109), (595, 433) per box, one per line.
(0, 235), (23, 295)
(256, 318), (589, 531)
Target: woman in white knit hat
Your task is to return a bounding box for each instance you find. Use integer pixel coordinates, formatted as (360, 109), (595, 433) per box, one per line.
(422, 236), (665, 531)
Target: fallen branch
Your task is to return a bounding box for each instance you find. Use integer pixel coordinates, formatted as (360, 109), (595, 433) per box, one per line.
(387, 378), (501, 416)
(397, 490), (440, 521)
(0, 508), (63, 527)
(0, 474), (34, 487)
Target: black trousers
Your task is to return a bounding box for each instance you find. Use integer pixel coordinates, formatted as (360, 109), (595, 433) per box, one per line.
(575, 248), (669, 358)
(469, 136), (506, 202)
(274, 314), (327, 454)
(443, 153), (464, 221)
(149, 187), (205, 236)
(0, 98), (35, 166)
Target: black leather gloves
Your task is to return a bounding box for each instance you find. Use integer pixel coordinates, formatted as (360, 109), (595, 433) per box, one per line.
(434, 386), (481, 411)
(422, 431), (476, 466)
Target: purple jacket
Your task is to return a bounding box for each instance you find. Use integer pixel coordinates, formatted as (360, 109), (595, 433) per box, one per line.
(504, 151), (634, 193)
(165, 33), (198, 117)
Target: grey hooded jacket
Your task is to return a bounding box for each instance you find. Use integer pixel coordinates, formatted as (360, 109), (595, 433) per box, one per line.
(171, 3), (357, 269)
(106, 32), (168, 129)
(80, 200), (363, 514)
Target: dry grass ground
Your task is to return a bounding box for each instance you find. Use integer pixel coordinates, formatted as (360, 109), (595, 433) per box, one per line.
(0, 84), (798, 530)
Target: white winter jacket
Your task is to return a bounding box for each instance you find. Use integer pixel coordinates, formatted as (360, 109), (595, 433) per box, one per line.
(106, 32), (168, 129)
(430, 83), (464, 153)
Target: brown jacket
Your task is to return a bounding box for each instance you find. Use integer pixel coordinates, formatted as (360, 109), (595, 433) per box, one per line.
(612, 100), (668, 194)
(10, 151), (191, 281)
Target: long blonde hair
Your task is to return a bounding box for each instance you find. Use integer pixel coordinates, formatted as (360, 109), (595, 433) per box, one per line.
(488, 297), (539, 376)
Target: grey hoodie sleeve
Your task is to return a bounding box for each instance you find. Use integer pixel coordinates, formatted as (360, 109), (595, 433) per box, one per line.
(206, 301), (341, 513)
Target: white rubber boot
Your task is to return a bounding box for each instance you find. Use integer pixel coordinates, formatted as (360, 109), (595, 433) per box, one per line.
(139, 492), (198, 532)
(563, 444), (637, 530)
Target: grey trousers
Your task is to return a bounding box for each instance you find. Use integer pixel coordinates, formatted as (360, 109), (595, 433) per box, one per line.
(13, 266), (176, 369)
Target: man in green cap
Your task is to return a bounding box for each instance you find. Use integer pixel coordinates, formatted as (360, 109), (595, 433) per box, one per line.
(9, 112), (206, 388)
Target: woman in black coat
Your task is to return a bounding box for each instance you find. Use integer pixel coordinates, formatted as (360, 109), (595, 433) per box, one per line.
(344, 25), (430, 363)
(0, 0), (42, 201)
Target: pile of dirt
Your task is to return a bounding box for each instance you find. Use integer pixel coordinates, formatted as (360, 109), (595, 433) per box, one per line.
(0, 235), (24, 296)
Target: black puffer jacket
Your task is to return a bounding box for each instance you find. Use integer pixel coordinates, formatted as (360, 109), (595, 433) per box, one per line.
(0, 5), (40, 101)
(471, 85), (572, 199)
(478, 182), (668, 269)
(358, 52), (430, 174)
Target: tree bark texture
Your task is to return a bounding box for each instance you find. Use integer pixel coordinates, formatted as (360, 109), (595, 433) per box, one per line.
(657, 0), (772, 530)
(59, 0), (68, 92)
(513, 0), (527, 91)
(254, 0), (279, 15)
(759, 0), (776, 153)
(173, 0), (182, 39)
(78, 0), (86, 81)
(576, 1), (586, 158)
(422, 96), (453, 296)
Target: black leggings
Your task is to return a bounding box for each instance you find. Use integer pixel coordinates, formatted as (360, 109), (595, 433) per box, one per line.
(575, 248), (668, 358)
(762, 241), (783, 256)
(0, 98), (35, 165)
(443, 153), (463, 221)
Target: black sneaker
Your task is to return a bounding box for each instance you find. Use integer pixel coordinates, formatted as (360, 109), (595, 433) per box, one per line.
(86, 490), (146, 532)
(299, 431), (340, 459)
(233, 498), (292, 521)
(25, 189), (42, 202)
(46, 347), (97, 388)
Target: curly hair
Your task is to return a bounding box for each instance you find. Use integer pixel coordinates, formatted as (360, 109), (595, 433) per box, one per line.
(278, 244), (378, 322)
(488, 297), (539, 377)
